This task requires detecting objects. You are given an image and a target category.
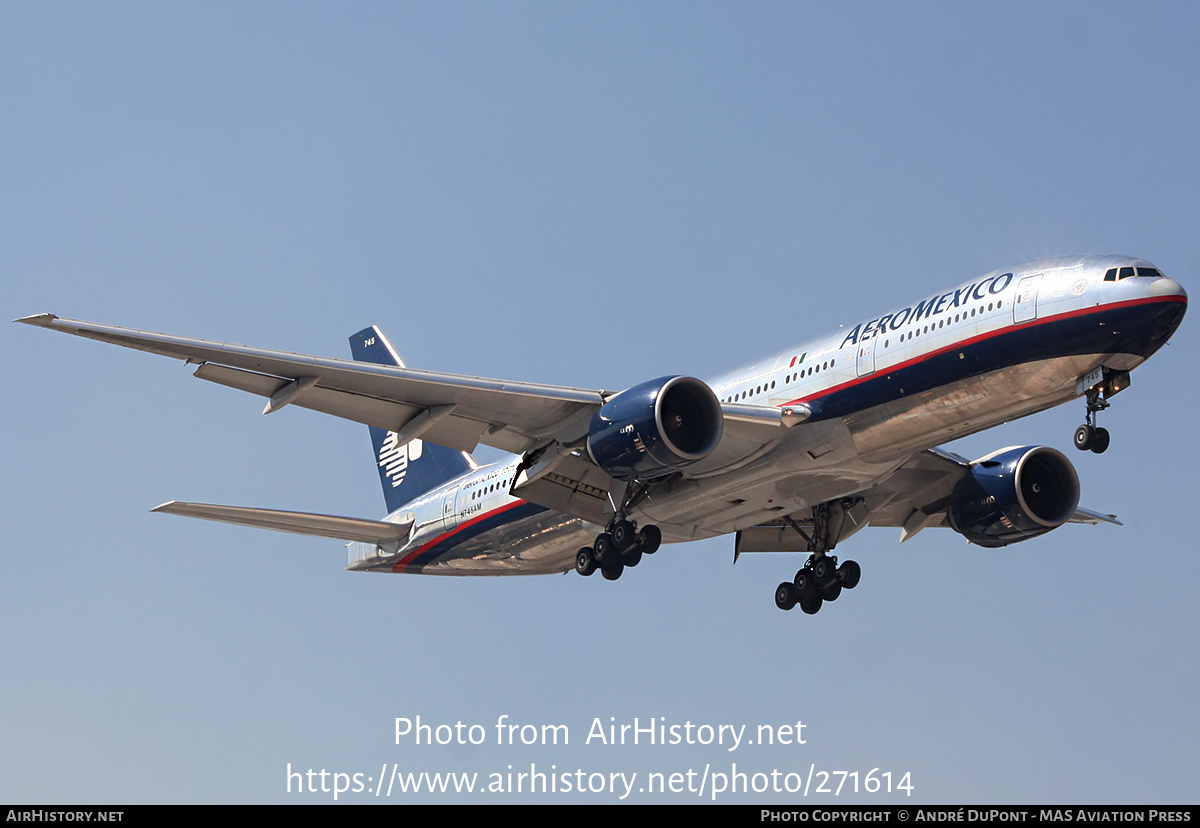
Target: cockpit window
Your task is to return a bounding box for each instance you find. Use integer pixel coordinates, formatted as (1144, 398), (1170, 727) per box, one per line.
(1105, 265), (1164, 281)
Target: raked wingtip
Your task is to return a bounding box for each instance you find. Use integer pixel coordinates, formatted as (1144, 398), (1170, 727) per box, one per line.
(14, 313), (58, 326)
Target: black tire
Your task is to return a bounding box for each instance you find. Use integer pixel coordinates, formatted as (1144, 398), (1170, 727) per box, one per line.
(623, 547), (643, 568)
(799, 593), (823, 615)
(822, 582), (842, 602)
(601, 561), (624, 581)
(1091, 427), (1110, 454)
(637, 524), (662, 554)
(812, 556), (838, 586)
(575, 547), (597, 576)
(612, 520), (636, 551)
(838, 560), (862, 590)
(775, 582), (797, 611)
(593, 533), (615, 563)
(793, 568), (817, 598)
(1074, 424), (1095, 451)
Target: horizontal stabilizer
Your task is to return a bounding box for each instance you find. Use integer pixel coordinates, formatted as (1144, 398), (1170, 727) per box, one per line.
(151, 501), (412, 543)
(1068, 507), (1122, 526)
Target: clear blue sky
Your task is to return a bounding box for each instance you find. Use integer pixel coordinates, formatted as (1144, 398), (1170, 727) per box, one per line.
(3, 2), (1197, 803)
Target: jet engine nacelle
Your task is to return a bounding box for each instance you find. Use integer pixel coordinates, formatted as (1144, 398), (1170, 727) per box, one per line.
(587, 376), (723, 481)
(948, 446), (1081, 548)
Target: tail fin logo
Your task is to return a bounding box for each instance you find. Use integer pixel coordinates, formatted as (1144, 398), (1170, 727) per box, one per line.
(378, 433), (424, 489)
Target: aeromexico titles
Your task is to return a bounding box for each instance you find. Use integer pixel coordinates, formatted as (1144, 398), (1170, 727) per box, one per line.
(18, 254), (1186, 616)
(836, 269), (1015, 351)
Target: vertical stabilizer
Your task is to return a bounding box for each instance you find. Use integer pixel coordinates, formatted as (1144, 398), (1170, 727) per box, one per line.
(349, 326), (475, 512)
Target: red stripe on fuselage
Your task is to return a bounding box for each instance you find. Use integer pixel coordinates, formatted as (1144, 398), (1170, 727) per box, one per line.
(392, 499), (529, 573)
(780, 294), (1185, 409)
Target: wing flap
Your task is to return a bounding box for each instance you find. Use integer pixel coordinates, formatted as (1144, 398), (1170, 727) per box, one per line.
(191, 363), (492, 452)
(511, 449), (613, 527)
(734, 526), (809, 555)
(151, 500), (412, 544)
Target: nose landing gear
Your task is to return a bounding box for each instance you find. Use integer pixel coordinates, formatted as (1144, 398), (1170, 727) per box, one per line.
(1073, 368), (1129, 454)
(1073, 385), (1110, 454)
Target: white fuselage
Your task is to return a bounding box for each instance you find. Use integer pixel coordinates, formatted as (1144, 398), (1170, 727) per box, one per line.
(348, 254), (1186, 576)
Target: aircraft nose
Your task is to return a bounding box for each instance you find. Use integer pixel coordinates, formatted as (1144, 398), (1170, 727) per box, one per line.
(1149, 277), (1186, 300)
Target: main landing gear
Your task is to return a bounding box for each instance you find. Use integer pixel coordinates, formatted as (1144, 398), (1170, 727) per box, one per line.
(774, 554), (861, 615)
(770, 500), (863, 615)
(574, 520), (662, 582)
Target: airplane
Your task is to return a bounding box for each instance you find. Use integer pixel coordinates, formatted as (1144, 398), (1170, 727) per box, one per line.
(16, 254), (1187, 616)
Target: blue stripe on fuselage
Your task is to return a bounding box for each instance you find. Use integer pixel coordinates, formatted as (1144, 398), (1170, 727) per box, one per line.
(792, 295), (1186, 422)
(395, 500), (550, 573)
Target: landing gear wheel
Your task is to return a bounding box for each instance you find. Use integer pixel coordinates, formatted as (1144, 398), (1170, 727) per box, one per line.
(822, 582), (842, 602)
(575, 547), (597, 576)
(838, 560), (861, 590)
(636, 524), (662, 554)
(593, 533), (615, 563)
(812, 556), (838, 586)
(611, 520), (636, 551)
(799, 593), (823, 615)
(793, 568), (817, 598)
(623, 547), (643, 568)
(1074, 424), (1095, 451)
(601, 561), (624, 581)
(775, 582), (798, 611)
(1091, 427), (1110, 454)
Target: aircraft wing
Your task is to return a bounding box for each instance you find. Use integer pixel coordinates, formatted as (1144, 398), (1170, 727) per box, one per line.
(17, 315), (793, 490)
(734, 447), (1119, 554)
(17, 313), (606, 455)
(855, 448), (1119, 537)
